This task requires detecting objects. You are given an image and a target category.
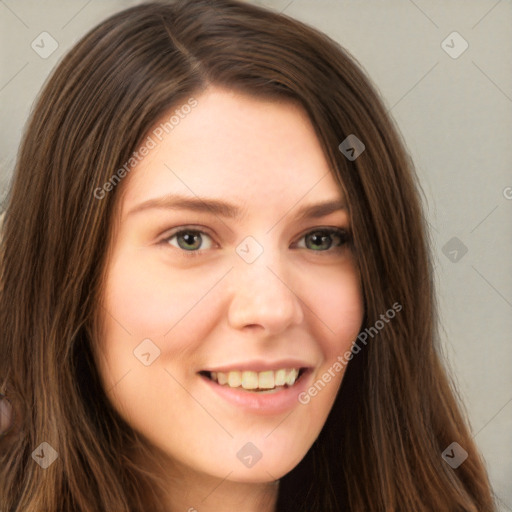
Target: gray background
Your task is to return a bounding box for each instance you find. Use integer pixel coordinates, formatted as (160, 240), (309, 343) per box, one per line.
(1, 0), (511, 509)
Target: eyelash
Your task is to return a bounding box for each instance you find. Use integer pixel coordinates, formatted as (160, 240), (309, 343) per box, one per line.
(159, 226), (351, 258)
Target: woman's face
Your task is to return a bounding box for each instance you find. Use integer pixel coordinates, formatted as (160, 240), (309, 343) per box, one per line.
(95, 86), (364, 483)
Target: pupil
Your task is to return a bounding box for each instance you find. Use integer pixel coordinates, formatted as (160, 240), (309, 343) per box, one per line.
(179, 232), (200, 250)
(308, 232), (331, 250)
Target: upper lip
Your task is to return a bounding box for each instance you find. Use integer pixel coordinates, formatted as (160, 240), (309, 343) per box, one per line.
(200, 359), (314, 373)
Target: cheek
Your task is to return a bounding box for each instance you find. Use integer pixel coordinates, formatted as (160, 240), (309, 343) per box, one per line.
(102, 247), (223, 338)
(94, 250), (214, 391)
(290, 267), (363, 446)
(303, 261), (364, 358)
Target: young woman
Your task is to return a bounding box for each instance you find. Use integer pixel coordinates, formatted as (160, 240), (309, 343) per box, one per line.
(0, 1), (497, 511)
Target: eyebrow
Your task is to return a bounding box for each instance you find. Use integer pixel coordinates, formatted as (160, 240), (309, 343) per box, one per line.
(127, 193), (346, 221)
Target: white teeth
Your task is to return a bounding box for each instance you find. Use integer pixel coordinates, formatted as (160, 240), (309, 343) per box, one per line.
(274, 369), (286, 386)
(285, 368), (299, 386)
(258, 370), (275, 389)
(241, 371), (258, 389)
(209, 368), (302, 390)
(228, 371), (241, 388)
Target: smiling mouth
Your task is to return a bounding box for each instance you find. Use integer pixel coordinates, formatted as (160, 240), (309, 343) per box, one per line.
(199, 368), (309, 393)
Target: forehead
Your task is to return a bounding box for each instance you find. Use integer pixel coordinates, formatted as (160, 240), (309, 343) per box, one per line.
(119, 86), (343, 217)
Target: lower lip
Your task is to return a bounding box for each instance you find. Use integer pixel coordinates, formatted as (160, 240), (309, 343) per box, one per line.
(200, 370), (313, 415)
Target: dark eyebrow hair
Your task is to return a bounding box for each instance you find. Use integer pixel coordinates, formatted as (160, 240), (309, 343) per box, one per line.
(127, 193), (346, 221)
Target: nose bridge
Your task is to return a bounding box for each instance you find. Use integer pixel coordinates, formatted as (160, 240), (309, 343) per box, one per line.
(227, 238), (304, 332)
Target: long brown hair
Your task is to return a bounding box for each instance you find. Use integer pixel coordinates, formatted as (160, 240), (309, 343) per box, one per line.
(0, 1), (497, 510)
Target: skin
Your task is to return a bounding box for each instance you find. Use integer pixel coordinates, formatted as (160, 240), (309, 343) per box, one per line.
(94, 86), (364, 512)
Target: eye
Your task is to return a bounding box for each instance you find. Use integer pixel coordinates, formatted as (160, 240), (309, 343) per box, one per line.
(161, 227), (215, 255)
(295, 228), (351, 252)
(159, 226), (351, 258)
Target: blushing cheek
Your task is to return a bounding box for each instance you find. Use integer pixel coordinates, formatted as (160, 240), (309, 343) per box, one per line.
(308, 267), (364, 361)
(97, 255), (221, 397)
(104, 252), (214, 339)
(297, 271), (363, 433)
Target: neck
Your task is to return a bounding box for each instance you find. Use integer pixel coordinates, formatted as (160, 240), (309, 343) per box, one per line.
(164, 472), (279, 512)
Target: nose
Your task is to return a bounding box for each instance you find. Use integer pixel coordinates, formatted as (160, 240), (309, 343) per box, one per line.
(226, 251), (304, 335)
